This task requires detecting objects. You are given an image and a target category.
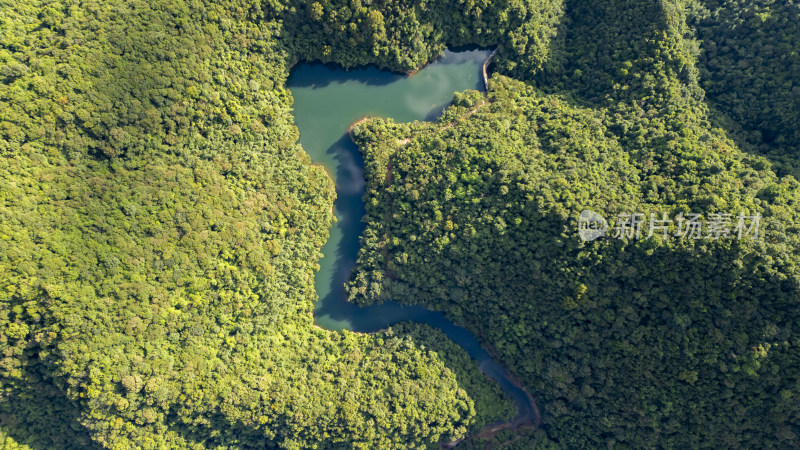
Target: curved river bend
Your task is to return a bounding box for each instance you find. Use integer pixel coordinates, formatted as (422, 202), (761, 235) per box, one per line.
(287, 49), (536, 435)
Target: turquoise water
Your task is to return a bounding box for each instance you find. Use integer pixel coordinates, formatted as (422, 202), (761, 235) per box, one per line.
(288, 49), (534, 422)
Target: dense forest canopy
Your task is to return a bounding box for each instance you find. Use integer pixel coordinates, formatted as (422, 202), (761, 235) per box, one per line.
(0, 0), (798, 448)
(348, 0), (800, 447)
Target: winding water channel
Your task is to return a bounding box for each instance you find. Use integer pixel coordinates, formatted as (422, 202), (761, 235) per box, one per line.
(287, 49), (537, 436)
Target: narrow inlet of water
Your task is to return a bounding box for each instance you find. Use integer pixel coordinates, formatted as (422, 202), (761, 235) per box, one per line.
(287, 49), (534, 422)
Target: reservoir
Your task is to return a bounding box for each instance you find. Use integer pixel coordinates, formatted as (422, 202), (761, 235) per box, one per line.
(287, 49), (536, 427)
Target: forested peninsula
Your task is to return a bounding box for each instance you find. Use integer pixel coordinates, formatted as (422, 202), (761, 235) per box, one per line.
(1, 0), (799, 448)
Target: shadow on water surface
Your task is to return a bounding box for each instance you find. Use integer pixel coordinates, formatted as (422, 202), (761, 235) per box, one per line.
(314, 133), (367, 327)
(288, 63), (401, 89)
(287, 48), (491, 90)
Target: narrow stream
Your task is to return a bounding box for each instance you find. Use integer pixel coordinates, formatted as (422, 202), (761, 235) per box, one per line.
(287, 49), (534, 427)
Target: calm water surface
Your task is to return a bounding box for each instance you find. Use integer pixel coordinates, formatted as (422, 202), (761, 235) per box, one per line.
(288, 49), (533, 420)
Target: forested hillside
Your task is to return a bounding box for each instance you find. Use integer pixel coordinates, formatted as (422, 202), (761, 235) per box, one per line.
(689, 0), (800, 175)
(348, 0), (800, 447)
(2, 0), (798, 448)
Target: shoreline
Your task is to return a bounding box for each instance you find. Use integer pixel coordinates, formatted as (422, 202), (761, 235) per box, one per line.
(346, 115), (376, 140)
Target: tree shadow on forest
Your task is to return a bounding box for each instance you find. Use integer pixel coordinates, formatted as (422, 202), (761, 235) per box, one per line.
(0, 383), (100, 450)
(688, 1), (800, 178)
(532, 0), (800, 179)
